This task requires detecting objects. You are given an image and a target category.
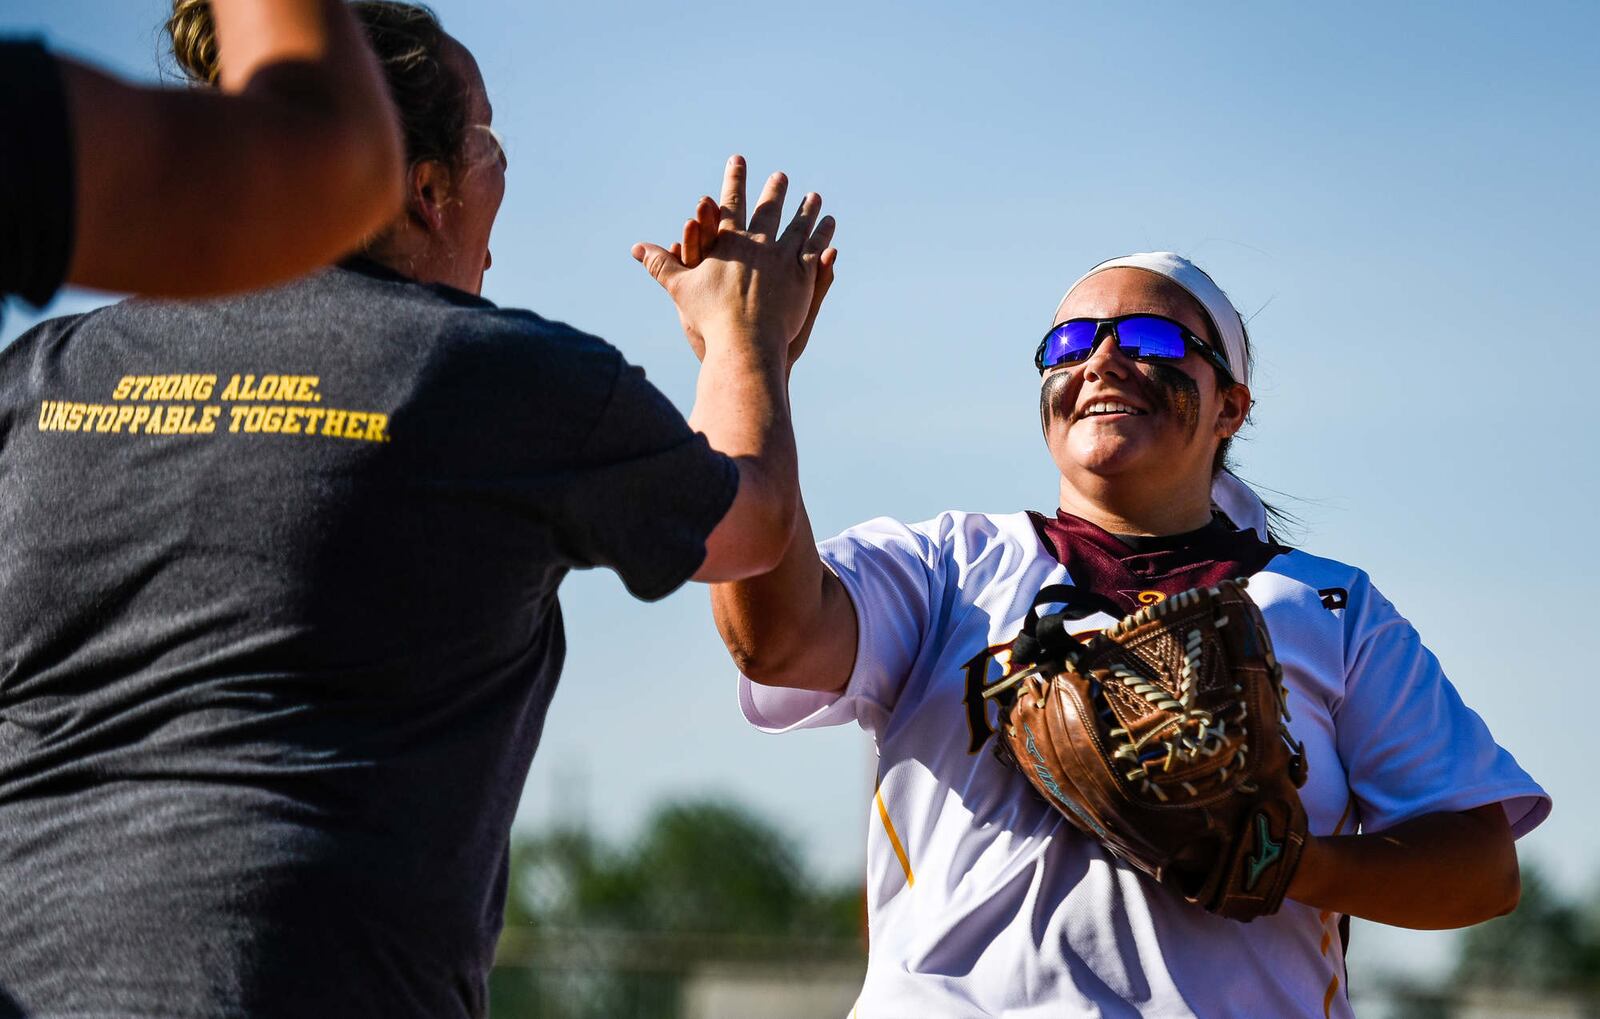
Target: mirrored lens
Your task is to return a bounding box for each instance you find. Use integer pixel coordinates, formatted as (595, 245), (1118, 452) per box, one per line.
(1114, 316), (1187, 359)
(1041, 320), (1100, 367)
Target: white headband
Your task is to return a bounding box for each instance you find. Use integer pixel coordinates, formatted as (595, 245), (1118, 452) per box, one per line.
(1055, 251), (1251, 388)
(1057, 252), (1267, 537)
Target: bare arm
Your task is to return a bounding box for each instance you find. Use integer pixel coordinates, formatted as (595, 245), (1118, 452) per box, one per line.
(1288, 803), (1520, 929)
(653, 169), (857, 681)
(61, 0), (403, 296)
(687, 343), (797, 582)
(710, 498), (858, 692)
(634, 157), (833, 582)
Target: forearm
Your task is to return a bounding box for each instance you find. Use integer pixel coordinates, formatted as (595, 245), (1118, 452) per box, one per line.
(642, 158), (834, 583)
(689, 339), (798, 576)
(1286, 805), (1519, 929)
(210, 0), (374, 91)
(711, 498), (855, 692)
(65, 0), (402, 295)
(210, 0), (403, 208)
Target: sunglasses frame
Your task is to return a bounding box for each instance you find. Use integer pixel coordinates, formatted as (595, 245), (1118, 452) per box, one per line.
(1035, 314), (1237, 386)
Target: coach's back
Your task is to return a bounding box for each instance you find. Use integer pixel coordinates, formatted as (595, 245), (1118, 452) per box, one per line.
(0, 260), (734, 1018)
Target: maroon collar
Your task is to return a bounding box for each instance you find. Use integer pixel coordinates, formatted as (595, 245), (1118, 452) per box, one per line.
(1027, 509), (1288, 617)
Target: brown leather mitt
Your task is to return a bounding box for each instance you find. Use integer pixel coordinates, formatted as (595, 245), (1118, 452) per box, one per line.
(986, 579), (1308, 921)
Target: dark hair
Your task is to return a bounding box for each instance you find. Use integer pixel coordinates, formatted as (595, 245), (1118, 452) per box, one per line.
(168, 0), (471, 171)
(1198, 323), (1301, 542)
(1153, 278), (1303, 542)
(1206, 341), (1250, 481)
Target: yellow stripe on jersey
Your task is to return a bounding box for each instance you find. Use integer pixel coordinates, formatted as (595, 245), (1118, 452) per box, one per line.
(1320, 791), (1359, 1018)
(1331, 792), (1357, 837)
(875, 789), (915, 888)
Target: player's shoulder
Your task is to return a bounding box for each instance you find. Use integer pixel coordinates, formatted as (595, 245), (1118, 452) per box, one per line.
(1258, 547), (1368, 588)
(828, 510), (1041, 567)
(1251, 547), (1391, 625)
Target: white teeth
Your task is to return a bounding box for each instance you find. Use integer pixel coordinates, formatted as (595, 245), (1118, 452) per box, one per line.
(1083, 401), (1145, 416)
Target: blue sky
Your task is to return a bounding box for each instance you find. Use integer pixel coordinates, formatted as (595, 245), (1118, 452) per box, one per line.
(7, 0), (1597, 987)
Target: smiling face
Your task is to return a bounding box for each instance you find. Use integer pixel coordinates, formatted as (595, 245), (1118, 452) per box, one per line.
(1041, 268), (1251, 521)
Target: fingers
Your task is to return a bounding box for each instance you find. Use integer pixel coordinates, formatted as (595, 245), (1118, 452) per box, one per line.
(746, 171), (789, 238)
(695, 196), (719, 258)
(680, 219), (699, 269)
(803, 254), (835, 327)
(805, 215), (836, 257)
(811, 248), (837, 305)
(787, 246), (838, 366)
(718, 154), (747, 232)
(630, 242), (682, 289)
(779, 192), (822, 250)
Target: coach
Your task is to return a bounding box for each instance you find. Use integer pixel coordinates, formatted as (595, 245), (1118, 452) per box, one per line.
(0, 3), (833, 1017)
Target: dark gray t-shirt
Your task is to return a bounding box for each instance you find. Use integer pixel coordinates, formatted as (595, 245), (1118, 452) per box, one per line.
(0, 261), (736, 1018)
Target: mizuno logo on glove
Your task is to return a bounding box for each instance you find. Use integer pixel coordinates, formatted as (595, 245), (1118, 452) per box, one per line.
(1245, 813), (1283, 890)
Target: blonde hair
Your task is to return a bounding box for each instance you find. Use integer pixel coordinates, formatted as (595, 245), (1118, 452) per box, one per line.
(168, 0), (222, 84)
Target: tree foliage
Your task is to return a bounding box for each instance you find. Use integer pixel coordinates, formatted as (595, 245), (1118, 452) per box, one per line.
(505, 798), (861, 943)
(1453, 863), (1600, 994)
(493, 797), (864, 1018)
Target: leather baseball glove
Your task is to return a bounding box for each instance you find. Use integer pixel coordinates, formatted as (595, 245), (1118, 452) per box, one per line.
(985, 579), (1308, 921)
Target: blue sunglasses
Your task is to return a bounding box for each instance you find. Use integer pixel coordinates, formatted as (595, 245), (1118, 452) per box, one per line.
(1036, 314), (1235, 384)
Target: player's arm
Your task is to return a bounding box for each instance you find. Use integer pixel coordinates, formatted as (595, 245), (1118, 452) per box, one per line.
(710, 497), (857, 693)
(634, 158), (831, 583)
(1287, 803), (1519, 929)
(648, 166), (857, 691)
(60, 0), (404, 296)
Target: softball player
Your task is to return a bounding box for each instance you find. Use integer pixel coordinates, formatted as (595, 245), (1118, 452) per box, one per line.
(714, 251), (1549, 1017)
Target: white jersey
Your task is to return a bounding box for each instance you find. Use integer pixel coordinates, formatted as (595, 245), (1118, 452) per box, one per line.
(739, 510), (1550, 1019)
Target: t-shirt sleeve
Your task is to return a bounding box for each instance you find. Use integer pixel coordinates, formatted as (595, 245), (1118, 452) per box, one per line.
(0, 39), (75, 309)
(1334, 577), (1550, 838)
(556, 354), (737, 601)
(739, 515), (942, 738)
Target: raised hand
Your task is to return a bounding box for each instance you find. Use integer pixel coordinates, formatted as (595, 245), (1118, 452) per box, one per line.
(672, 166), (838, 368)
(633, 155), (836, 364)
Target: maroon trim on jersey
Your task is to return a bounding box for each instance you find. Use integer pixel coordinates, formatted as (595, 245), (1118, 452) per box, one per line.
(1027, 509), (1289, 617)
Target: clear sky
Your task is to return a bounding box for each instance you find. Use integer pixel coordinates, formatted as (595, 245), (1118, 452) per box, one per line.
(6, 0), (1597, 989)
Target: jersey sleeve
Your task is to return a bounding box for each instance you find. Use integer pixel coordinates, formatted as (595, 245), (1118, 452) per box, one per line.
(0, 40), (76, 309)
(739, 515), (943, 737)
(1335, 577), (1550, 838)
